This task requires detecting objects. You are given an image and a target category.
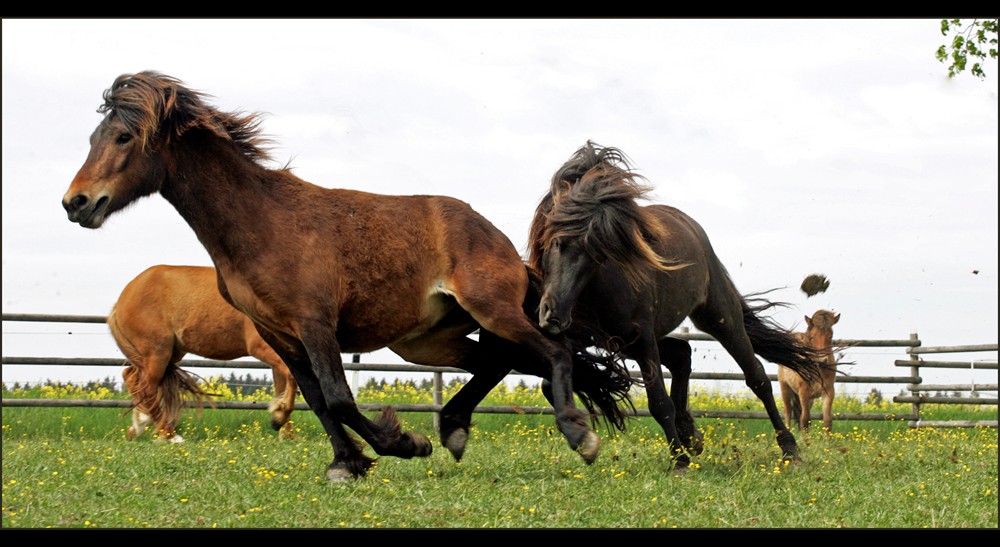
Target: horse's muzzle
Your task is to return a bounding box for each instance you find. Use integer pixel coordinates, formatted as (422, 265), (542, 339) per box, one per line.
(538, 301), (569, 335)
(62, 194), (109, 229)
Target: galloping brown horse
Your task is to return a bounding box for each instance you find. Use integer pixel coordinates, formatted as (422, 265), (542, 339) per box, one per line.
(778, 309), (840, 432)
(62, 71), (621, 482)
(528, 141), (825, 469)
(109, 264), (298, 442)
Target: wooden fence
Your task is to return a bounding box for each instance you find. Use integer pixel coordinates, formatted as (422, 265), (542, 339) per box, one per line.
(2, 313), (997, 429)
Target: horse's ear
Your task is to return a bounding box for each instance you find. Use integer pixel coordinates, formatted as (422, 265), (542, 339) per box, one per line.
(804, 314), (811, 325)
(832, 313), (841, 324)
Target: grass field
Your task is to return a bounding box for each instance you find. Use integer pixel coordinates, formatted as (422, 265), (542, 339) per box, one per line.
(2, 381), (997, 528)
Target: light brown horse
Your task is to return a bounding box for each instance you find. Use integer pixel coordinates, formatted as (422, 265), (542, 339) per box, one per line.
(778, 309), (840, 432)
(62, 71), (614, 482)
(109, 264), (298, 442)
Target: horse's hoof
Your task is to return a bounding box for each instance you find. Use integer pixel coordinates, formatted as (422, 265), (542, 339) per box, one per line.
(576, 430), (600, 465)
(444, 429), (468, 461)
(671, 465), (689, 477)
(408, 432), (433, 458)
(325, 464), (354, 483)
(126, 426), (138, 440)
(167, 434), (184, 444)
(270, 417), (283, 431)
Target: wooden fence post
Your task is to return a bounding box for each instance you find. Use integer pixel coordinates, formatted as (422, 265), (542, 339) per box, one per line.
(907, 332), (921, 422)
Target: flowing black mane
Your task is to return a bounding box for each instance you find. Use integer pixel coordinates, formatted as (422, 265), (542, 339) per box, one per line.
(99, 71), (273, 163)
(528, 141), (685, 290)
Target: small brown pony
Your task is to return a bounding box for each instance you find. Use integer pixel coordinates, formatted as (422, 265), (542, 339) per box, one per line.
(778, 309), (840, 431)
(109, 264), (298, 442)
(62, 71), (623, 482)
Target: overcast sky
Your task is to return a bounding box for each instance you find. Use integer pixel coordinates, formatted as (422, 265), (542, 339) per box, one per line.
(2, 18), (997, 389)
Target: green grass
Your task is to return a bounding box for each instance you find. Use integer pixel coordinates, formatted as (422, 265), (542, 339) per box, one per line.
(2, 382), (997, 528)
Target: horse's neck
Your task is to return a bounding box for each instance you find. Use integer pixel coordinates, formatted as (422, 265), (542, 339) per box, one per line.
(160, 139), (288, 269)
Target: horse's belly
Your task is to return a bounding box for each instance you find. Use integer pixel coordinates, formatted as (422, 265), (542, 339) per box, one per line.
(335, 292), (461, 353)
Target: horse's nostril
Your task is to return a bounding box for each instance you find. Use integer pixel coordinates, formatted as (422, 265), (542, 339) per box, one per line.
(64, 194), (89, 213)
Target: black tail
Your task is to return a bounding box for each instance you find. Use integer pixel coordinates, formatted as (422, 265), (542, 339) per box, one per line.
(741, 292), (825, 384)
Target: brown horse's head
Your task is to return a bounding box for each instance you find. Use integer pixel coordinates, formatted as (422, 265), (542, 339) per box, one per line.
(62, 71), (270, 228)
(804, 309), (840, 356)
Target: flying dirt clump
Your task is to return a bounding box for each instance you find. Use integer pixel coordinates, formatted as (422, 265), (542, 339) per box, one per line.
(800, 274), (830, 297)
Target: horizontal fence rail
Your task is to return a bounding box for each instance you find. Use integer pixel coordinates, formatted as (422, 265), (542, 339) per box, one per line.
(3, 314), (996, 428)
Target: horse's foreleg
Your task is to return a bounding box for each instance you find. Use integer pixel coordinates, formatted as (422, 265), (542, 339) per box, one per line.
(821, 386), (835, 432)
(298, 323), (432, 480)
(256, 327), (379, 482)
(779, 378), (798, 431)
(659, 337), (702, 455)
(632, 338), (690, 472)
(797, 389), (814, 431)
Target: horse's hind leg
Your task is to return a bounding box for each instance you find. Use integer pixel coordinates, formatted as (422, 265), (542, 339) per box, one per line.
(695, 313), (799, 461)
(440, 364), (511, 461)
(659, 337), (703, 455)
(121, 351), (178, 441)
(296, 322), (433, 479)
(392, 328), (509, 462)
(248, 338), (297, 438)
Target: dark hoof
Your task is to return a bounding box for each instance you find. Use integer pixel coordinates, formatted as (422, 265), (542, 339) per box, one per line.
(685, 429), (705, 456)
(407, 431), (433, 458)
(576, 430), (600, 465)
(444, 428), (468, 461)
(270, 417), (284, 431)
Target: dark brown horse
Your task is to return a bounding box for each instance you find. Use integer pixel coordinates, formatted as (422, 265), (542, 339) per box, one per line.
(527, 141), (825, 469)
(109, 264), (298, 442)
(62, 72), (633, 482)
(778, 309), (840, 432)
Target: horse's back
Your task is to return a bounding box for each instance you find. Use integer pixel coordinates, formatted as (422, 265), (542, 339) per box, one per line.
(113, 264), (254, 360)
(644, 204), (736, 323)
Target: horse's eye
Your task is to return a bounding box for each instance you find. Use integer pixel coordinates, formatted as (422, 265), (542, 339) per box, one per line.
(116, 133), (133, 145)
(552, 239), (561, 251)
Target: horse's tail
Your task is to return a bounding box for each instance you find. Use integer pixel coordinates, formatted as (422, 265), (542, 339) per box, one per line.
(108, 306), (215, 436)
(740, 292), (825, 384)
(522, 266), (637, 432)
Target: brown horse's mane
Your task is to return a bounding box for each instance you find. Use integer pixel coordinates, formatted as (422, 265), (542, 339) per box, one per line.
(99, 71), (273, 164)
(528, 141), (687, 290)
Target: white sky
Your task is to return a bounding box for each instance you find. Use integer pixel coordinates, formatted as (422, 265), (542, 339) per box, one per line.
(2, 18), (997, 393)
